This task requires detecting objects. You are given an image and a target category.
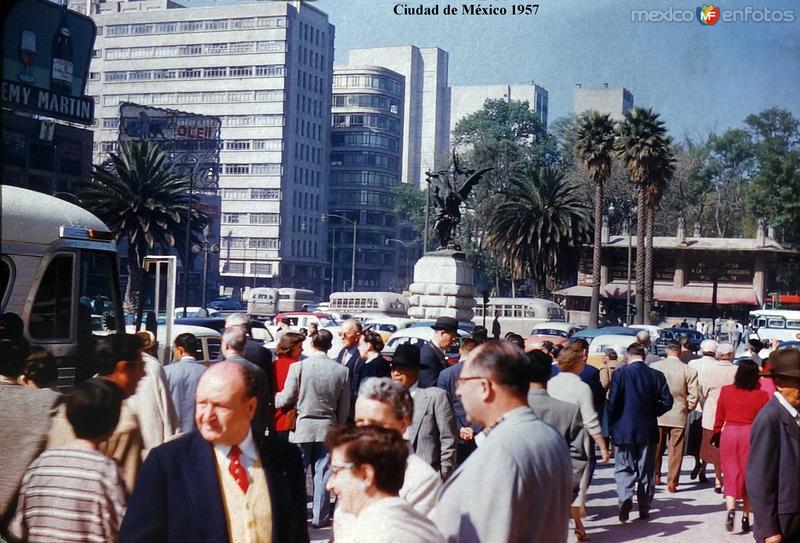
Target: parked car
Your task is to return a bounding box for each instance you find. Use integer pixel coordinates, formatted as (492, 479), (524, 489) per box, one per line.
(208, 298), (245, 311)
(274, 312), (340, 330)
(654, 328), (704, 355)
(528, 322), (583, 346)
(587, 334), (639, 368)
(382, 326), (470, 365)
(572, 326), (639, 341)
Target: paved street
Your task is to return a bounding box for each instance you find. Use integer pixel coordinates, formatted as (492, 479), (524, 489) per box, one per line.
(309, 456), (755, 543)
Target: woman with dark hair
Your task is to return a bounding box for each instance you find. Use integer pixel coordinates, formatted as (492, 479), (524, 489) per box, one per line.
(272, 331), (305, 441)
(712, 359), (770, 533)
(325, 425), (444, 543)
(355, 330), (390, 390)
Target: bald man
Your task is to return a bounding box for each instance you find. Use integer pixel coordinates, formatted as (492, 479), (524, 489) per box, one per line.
(120, 362), (309, 543)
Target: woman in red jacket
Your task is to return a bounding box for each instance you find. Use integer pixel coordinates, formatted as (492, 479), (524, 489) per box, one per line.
(712, 359), (770, 533)
(272, 331), (305, 441)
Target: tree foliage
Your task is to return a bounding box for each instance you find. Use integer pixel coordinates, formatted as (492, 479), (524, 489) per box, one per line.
(78, 141), (207, 313)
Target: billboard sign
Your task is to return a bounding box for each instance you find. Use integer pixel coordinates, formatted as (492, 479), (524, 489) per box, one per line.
(2, 0), (96, 124)
(118, 102), (222, 191)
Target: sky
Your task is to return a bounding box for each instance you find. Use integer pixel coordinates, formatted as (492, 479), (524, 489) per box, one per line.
(187, 0), (800, 139)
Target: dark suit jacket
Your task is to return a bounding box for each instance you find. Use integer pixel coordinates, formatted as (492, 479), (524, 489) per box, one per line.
(119, 431), (309, 543)
(224, 354), (273, 435)
(746, 396), (800, 542)
(419, 341), (447, 388)
(436, 362), (481, 434)
(608, 360), (673, 445)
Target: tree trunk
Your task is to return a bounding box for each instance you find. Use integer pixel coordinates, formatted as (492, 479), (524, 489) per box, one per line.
(589, 181), (603, 328)
(124, 241), (143, 316)
(644, 204), (655, 325)
(635, 186), (646, 324)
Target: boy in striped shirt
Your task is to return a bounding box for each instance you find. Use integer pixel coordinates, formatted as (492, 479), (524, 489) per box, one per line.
(10, 379), (127, 543)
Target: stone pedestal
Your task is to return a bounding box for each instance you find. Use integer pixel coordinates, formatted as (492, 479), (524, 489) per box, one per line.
(408, 250), (476, 321)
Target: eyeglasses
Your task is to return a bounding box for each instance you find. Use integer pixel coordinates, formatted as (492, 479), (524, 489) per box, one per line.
(329, 461), (355, 476)
(455, 374), (487, 386)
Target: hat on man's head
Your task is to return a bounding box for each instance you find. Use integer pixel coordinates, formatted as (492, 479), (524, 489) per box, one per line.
(431, 316), (459, 335)
(763, 348), (800, 379)
(389, 343), (421, 369)
(700, 339), (718, 354)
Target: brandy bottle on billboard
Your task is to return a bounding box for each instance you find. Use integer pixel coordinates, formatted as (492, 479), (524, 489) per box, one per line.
(51, 5), (74, 94)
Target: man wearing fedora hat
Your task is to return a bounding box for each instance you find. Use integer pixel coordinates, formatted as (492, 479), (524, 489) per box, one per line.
(419, 317), (460, 388)
(390, 343), (457, 479)
(746, 348), (800, 543)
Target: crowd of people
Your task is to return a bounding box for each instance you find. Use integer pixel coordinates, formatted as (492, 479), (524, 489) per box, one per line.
(1, 309), (799, 543)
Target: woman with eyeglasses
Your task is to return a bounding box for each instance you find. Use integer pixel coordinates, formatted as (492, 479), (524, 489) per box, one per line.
(324, 425), (445, 543)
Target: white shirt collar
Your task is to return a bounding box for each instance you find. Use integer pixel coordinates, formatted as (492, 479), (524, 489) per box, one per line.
(628, 358), (644, 364)
(408, 381), (420, 398)
(178, 355), (197, 363)
(774, 391), (800, 421)
(214, 430), (258, 469)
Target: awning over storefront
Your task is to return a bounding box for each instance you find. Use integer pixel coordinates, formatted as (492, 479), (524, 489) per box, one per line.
(554, 283), (759, 305)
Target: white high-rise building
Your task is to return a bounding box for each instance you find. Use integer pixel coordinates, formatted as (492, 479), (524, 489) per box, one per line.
(347, 46), (450, 188)
(449, 83), (549, 133)
(574, 84), (634, 121)
(73, 0), (334, 298)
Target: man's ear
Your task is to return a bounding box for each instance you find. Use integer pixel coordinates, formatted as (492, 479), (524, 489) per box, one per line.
(245, 395), (257, 419)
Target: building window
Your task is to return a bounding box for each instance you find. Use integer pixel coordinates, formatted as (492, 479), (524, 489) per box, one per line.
(226, 262), (245, 274)
(251, 263), (272, 275)
(204, 67), (227, 78)
(221, 188), (249, 200)
(255, 65), (285, 77)
(250, 213), (280, 224)
(249, 238), (279, 249)
(222, 213), (245, 224)
(221, 237), (246, 249)
(225, 140), (251, 151)
(250, 188), (281, 200)
(224, 164), (251, 175)
(102, 118), (119, 129)
(229, 66), (253, 77)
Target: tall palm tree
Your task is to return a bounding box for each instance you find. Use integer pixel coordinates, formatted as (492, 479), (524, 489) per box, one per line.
(615, 107), (672, 324)
(78, 141), (207, 314)
(643, 148), (676, 320)
(484, 167), (591, 293)
(575, 112), (617, 327)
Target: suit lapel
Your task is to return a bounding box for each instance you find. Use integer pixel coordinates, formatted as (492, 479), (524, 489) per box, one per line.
(774, 397), (800, 442)
(409, 389), (430, 443)
(184, 433), (228, 540)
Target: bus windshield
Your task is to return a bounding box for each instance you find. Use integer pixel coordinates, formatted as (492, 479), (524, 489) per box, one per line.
(78, 251), (124, 336)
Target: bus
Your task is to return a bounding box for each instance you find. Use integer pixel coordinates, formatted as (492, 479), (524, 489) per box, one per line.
(247, 287), (316, 318)
(749, 309), (800, 343)
(329, 291), (410, 318)
(247, 287), (278, 318)
(472, 297), (565, 336)
(1, 186), (125, 384)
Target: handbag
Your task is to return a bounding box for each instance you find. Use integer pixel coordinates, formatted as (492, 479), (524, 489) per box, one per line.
(284, 361), (302, 430)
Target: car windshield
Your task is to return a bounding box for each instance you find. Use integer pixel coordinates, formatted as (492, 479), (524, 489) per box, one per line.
(531, 328), (569, 337)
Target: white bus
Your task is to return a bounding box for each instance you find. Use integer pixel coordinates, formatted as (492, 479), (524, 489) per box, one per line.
(247, 287), (279, 318)
(277, 288), (316, 313)
(749, 309), (800, 343)
(472, 297), (565, 336)
(329, 291), (410, 318)
(2, 186), (125, 384)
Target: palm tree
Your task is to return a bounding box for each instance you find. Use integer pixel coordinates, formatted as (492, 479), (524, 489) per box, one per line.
(643, 149), (676, 320)
(575, 112), (617, 327)
(78, 141), (207, 314)
(615, 107), (672, 324)
(484, 167), (591, 293)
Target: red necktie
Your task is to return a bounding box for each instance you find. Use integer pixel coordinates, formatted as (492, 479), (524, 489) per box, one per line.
(228, 445), (249, 494)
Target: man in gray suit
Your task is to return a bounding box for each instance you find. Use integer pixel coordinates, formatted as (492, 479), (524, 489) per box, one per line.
(222, 327), (272, 436)
(526, 350), (587, 493)
(431, 341), (572, 542)
(389, 343), (457, 480)
(275, 329), (351, 528)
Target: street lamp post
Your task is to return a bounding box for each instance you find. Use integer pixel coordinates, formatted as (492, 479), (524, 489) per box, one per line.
(386, 238), (414, 288)
(192, 224), (221, 311)
(322, 213), (357, 292)
(182, 156), (198, 318)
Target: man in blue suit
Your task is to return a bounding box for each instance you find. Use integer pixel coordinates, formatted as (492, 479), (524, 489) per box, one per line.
(608, 343), (673, 523)
(746, 348), (800, 543)
(120, 362), (308, 543)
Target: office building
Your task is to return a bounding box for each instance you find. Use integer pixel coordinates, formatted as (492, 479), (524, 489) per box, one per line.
(347, 46), (450, 188)
(71, 0), (334, 299)
(329, 65), (405, 294)
(449, 83), (549, 132)
(573, 84), (634, 121)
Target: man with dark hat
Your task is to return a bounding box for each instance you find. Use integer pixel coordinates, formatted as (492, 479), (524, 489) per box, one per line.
(419, 316), (459, 388)
(390, 343), (457, 479)
(746, 348), (800, 543)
